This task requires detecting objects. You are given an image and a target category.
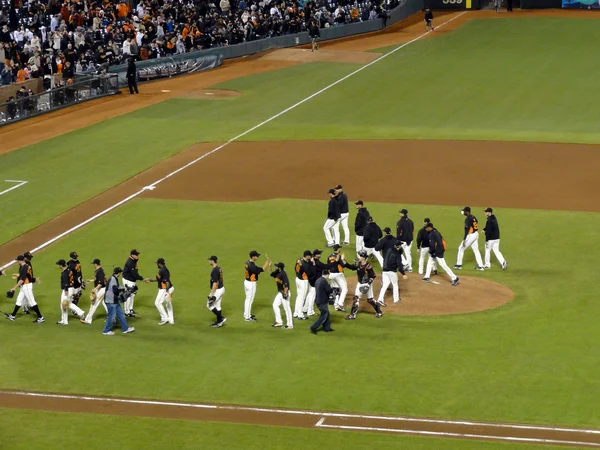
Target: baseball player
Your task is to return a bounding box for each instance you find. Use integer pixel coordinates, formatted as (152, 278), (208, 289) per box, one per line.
(454, 207), (485, 270)
(309, 19), (320, 52)
(154, 258), (175, 325)
(323, 188), (341, 248)
(328, 245), (348, 311)
(494, 0), (501, 12)
(424, 7), (434, 31)
(344, 252), (383, 319)
(416, 218), (437, 275)
(305, 249), (328, 318)
(243, 250), (270, 321)
(4, 254), (45, 323)
(378, 240), (408, 306)
(334, 185), (350, 245)
(19, 251), (35, 315)
(354, 200), (370, 254)
(122, 249), (150, 317)
(293, 250), (312, 320)
(81, 259), (107, 324)
(270, 262), (293, 329)
(374, 227), (395, 269)
(396, 209), (414, 272)
(483, 208), (508, 270)
(56, 259), (86, 325)
(423, 223), (460, 286)
(363, 217), (383, 264)
(207, 255), (226, 327)
(68, 251), (85, 312)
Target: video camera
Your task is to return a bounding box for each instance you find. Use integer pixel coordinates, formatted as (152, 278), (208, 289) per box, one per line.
(116, 284), (138, 303)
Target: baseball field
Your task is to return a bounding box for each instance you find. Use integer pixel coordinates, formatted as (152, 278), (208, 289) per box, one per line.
(2, 9), (600, 449)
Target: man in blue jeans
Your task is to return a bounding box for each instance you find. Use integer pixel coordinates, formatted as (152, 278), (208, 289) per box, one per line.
(102, 267), (135, 336)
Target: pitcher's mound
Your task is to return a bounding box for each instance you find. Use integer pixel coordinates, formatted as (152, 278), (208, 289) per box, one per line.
(343, 273), (513, 316)
(179, 89), (241, 100)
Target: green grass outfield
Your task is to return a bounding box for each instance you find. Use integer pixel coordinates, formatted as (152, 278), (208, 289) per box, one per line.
(3, 18), (600, 244)
(1, 199), (599, 429)
(0, 409), (563, 450)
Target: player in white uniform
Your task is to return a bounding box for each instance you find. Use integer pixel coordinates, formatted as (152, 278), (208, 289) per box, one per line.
(454, 207), (485, 270)
(327, 245), (349, 311)
(334, 185), (351, 245)
(81, 259), (108, 324)
(482, 208), (508, 270)
(4, 254), (45, 323)
(243, 251), (270, 321)
(207, 255), (227, 327)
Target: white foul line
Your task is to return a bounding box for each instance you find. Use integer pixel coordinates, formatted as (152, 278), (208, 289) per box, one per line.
(0, 12), (467, 271)
(3, 390), (600, 439)
(0, 180), (28, 196)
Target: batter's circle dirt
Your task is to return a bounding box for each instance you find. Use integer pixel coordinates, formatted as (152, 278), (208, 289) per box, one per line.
(344, 273), (514, 316)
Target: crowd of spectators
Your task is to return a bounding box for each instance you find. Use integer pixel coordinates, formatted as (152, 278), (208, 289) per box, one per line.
(1, 0), (397, 90)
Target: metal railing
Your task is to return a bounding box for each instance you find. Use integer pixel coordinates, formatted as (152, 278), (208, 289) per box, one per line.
(0, 74), (120, 126)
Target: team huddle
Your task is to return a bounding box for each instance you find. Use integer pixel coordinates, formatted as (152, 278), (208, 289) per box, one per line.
(2, 185), (508, 334)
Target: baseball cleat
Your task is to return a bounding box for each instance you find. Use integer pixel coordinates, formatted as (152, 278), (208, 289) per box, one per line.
(394, 298), (401, 304)
(103, 331), (115, 335)
(484, 265), (491, 269)
(80, 319), (88, 324)
(377, 301), (387, 307)
(158, 319), (169, 325)
(452, 277), (460, 286)
(5, 314), (15, 321)
(168, 321), (175, 325)
(245, 316), (257, 322)
(326, 243), (334, 248)
(217, 318), (227, 327)
(452, 265), (462, 270)
(130, 310), (139, 317)
(422, 277), (430, 282)
(56, 321), (67, 325)
(334, 306), (346, 312)
(475, 266), (485, 271)
(123, 327), (135, 334)
(210, 322), (219, 327)
(342, 241), (350, 245)
(345, 314), (356, 320)
(375, 312), (383, 318)
(284, 325), (294, 329)
(502, 261), (508, 271)
(433, 269), (438, 275)
(272, 322), (283, 327)
(34, 317), (45, 323)
(23, 309), (30, 315)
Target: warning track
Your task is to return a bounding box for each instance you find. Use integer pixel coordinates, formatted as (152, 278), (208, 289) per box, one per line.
(1, 390), (600, 447)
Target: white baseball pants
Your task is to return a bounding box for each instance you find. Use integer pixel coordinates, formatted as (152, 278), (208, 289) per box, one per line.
(355, 235), (365, 254)
(340, 213), (350, 243)
(418, 247), (437, 275)
(456, 233), (484, 267)
(15, 283), (37, 307)
(425, 256), (457, 281)
(364, 247), (383, 267)
(294, 278), (309, 317)
(84, 287), (107, 324)
(207, 287), (225, 311)
(304, 286), (316, 316)
(484, 239), (506, 267)
(60, 287), (84, 324)
(355, 282), (374, 299)
(243, 280), (257, 319)
(123, 279), (137, 314)
(401, 242), (413, 269)
(273, 292), (293, 327)
(155, 287), (175, 323)
(329, 272), (348, 308)
(323, 218), (340, 246)
(378, 271), (400, 303)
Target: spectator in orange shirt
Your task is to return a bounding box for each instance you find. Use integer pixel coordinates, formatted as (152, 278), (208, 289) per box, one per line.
(16, 66), (27, 82)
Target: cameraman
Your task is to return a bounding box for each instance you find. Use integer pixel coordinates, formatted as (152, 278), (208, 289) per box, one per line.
(102, 267), (135, 336)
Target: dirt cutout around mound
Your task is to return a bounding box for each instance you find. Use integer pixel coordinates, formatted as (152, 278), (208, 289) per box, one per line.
(345, 273), (514, 316)
(177, 89), (242, 99)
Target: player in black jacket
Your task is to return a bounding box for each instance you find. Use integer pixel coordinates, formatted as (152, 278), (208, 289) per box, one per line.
(323, 188), (341, 248)
(304, 249), (330, 318)
(68, 251), (85, 310)
(454, 206), (485, 271)
(377, 241), (408, 306)
(354, 200), (370, 255)
(5, 254), (45, 323)
(208, 255), (227, 327)
(363, 217), (383, 262)
(424, 7), (434, 31)
(483, 207), (507, 270)
(270, 262), (293, 329)
(56, 259), (86, 325)
(81, 258), (108, 324)
(154, 258), (175, 325)
(396, 209), (414, 272)
(416, 218), (437, 275)
(344, 252), (382, 319)
(293, 250), (312, 320)
(422, 223), (459, 286)
(334, 184), (350, 245)
(374, 226), (394, 268)
(122, 249), (150, 317)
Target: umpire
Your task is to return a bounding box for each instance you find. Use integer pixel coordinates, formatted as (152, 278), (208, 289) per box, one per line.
(126, 57), (139, 95)
(309, 270), (334, 334)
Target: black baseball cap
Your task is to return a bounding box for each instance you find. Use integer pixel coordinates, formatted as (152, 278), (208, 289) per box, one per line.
(56, 259), (66, 266)
(424, 217), (430, 223)
(354, 200), (363, 205)
(394, 240), (403, 247)
(484, 207), (493, 212)
(399, 208), (408, 214)
(208, 255), (218, 262)
(16, 255), (25, 261)
(328, 188), (336, 194)
(335, 184), (343, 189)
(23, 251), (33, 260)
(274, 262), (285, 269)
(367, 216), (373, 221)
(113, 267), (123, 274)
(425, 223), (434, 229)
(130, 249), (140, 255)
(303, 250), (313, 257)
(69, 251), (78, 259)
(249, 250), (260, 258)
(383, 227), (391, 233)
(312, 249), (323, 256)
(156, 258), (165, 265)
(332, 244), (342, 250)
(462, 206), (471, 212)
(92, 258), (101, 265)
